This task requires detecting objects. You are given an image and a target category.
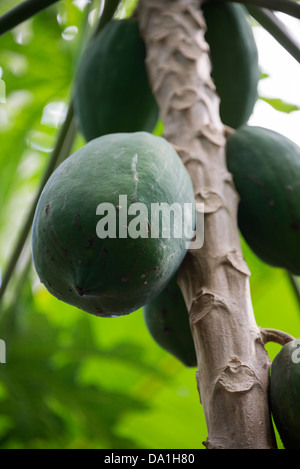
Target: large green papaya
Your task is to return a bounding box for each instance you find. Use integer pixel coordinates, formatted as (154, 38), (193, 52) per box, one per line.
(73, 18), (159, 142)
(270, 339), (300, 449)
(143, 272), (197, 367)
(226, 125), (300, 275)
(203, 1), (259, 129)
(31, 132), (195, 318)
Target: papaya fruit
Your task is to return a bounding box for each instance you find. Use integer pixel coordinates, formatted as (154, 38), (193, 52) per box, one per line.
(73, 18), (158, 142)
(31, 132), (195, 318)
(226, 125), (300, 275)
(73, 5), (258, 142)
(203, 1), (259, 129)
(143, 272), (197, 367)
(270, 339), (300, 449)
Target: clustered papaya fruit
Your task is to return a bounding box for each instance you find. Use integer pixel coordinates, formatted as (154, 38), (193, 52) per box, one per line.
(73, 3), (259, 142)
(270, 339), (300, 449)
(143, 125), (300, 365)
(32, 2), (297, 371)
(31, 132), (195, 318)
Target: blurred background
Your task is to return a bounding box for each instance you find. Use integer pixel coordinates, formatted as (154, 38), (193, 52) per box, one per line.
(0, 0), (299, 449)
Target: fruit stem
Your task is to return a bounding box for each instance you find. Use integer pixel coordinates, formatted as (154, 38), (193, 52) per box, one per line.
(247, 6), (300, 65)
(93, 0), (122, 37)
(0, 0), (60, 36)
(224, 125), (235, 138)
(260, 328), (295, 346)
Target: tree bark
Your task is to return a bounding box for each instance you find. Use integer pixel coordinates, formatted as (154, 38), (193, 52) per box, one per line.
(137, 0), (277, 449)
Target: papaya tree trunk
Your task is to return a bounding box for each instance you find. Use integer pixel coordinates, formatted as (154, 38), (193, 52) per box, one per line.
(137, 0), (277, 449)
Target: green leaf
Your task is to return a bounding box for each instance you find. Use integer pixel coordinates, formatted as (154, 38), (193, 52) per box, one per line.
(260, 96), (300, 113)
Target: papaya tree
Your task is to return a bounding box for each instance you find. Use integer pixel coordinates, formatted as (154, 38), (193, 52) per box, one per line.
(0, 0), (300, 450)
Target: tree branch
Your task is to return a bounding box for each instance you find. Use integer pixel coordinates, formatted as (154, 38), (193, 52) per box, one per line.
(0, 0), (60, 36)
(204, 0), (300, 19)
(247, 6), (300, 64)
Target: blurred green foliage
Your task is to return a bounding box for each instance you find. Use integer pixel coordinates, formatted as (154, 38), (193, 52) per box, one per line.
(0, 0), (299, 449)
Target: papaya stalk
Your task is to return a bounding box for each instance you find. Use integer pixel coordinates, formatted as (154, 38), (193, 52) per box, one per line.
(137, 0), (276, 449)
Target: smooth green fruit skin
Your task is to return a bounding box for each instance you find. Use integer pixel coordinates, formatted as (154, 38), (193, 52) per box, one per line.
(31, 132), (195, 318)
(203, 2), (259, 129)
(270, 339), (300, 449)
(143, 272), (197, 367)
(226, 125), (300, 275)
(73, 18), (158, 142)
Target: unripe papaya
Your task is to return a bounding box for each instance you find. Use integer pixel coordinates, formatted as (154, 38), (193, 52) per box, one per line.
(73, 5), (259, 142)
(226, 125), (300, 275)
(73, 18), (158, 142)
(31, 132), (195, 318)
(203, 1), (259, 129)
(143, 272), (197, 367)
(270, 339), (300, 449)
